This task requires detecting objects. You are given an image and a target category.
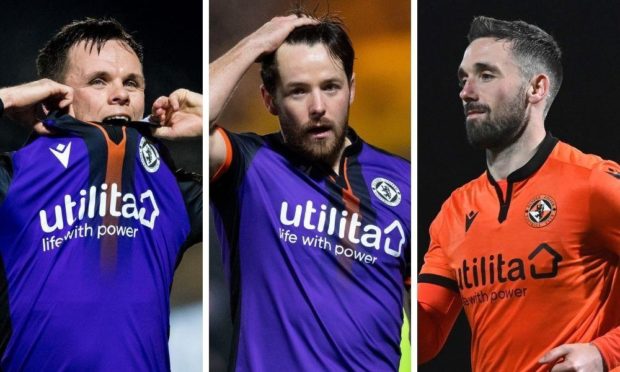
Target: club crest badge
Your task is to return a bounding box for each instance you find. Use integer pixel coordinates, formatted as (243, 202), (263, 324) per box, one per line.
(139, 137), (160, 173)
(371, 177), (401, 207)
(525, 195), (557, 228)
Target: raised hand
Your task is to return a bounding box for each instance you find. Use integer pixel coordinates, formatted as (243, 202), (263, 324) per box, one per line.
(0, 79), (74, 134)
(151, 89), (202, 140)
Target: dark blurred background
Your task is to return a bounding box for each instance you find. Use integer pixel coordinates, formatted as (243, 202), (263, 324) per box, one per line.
(0, 1), (202, 370)
(419, 1), (620, 371)
(209, 0), (410, 371)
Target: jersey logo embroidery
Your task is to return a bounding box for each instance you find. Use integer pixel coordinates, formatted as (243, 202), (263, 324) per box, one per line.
(49, 142), (72, 168)
(458, 243), (563, 296)
(139, 137), (160, 173)
(525, 195), (557, 228)
(527, 243), (563, 279)
(371, 177), (401, 207)
(465, 210), (478, 232)
(606, 168), (620, 180)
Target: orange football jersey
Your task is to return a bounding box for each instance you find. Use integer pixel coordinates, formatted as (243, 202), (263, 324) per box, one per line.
(419, 134), (620, 371)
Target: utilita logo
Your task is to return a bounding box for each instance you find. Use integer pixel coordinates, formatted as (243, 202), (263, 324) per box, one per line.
(279, 200), (405, 258)
(457, 243), (563, 289)
(39, 183), (160, 232)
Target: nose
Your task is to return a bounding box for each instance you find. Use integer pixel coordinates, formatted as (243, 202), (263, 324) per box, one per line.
(459, 79), (478, 102)
(309, 90), (326, 121)
(109, 82), (130, 105)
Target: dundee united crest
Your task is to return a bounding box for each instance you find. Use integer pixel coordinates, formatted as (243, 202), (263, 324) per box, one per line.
(525, 195), (557, 228)
(371, 177), (401, 207)
(139, 137), (160, 173)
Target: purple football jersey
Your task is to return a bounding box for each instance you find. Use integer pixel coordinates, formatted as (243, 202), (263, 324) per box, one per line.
(211, 128), (411, 371)
(0, 114), (199, 371)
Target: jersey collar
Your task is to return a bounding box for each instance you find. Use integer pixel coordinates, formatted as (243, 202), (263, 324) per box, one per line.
(486, 131), (559, 184)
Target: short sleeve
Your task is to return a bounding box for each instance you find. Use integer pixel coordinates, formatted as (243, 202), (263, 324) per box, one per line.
(419, 206), (459, 292)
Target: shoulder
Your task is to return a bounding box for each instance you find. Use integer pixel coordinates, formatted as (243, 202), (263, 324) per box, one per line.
(549, 140), (618, 174)
(361, 141), (410, 165)
(216, 127), (270, 149)
(357, 139), (410, 184)
(430, 172), (487, 234)
(547, 141), (620, 192)
(443, 172), (487, 206)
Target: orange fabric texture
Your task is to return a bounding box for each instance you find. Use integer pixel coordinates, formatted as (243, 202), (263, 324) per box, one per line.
(419, 140), (620, 371)
(84, 122), (127, 269)
(418, 282), (462, 364)
(211, 127), (233, 182)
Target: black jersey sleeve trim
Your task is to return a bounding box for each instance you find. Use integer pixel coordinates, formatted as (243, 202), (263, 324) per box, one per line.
(418, 273), (459, 293)
(0, 253), (12, 359)
(176, 169), (203, 253)
(0, 153), (13, 207)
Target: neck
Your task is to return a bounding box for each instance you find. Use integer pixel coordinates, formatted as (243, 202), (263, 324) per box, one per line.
(332, 136), (352, 175)
(486, 119), (546, 180)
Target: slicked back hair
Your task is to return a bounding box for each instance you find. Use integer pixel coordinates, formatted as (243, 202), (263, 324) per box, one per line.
(468, 16), (563, 116)
(37, 17), (143, 82)
(260, 11), (354, 95)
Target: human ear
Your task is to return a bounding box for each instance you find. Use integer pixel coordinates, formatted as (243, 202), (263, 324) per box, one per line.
(349, 73), (356, 105)
(260, 85), (279, 115)
(528, 74), (550, 105)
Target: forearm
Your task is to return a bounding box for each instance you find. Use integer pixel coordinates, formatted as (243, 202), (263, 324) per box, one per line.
(209, 36), (263, 127)
(209, 15), (317, 128)
(418, 282), (462, 364)
(0, 87), (15, 111)
(0, 79), (73, 131)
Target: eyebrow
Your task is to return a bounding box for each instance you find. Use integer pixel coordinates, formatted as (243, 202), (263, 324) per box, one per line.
(283, 77), (345, 88)
(457, 62), (501, 79)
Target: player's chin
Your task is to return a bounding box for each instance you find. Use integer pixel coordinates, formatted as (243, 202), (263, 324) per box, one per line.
(305, 138), (340, 160)
(465, 116), (483, 127)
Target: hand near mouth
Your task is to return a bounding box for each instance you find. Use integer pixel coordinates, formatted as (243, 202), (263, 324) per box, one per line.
(0, 79), (75, 135)
(150, 89), (203, 140)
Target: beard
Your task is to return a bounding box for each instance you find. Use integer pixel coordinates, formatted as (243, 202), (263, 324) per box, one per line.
(280, 116), (348, 167)
(464, 87), (529, 150)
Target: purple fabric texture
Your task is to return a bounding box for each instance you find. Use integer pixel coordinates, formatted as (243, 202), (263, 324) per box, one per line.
(0, 116), (190, 371)
(211, 130), (410, 371)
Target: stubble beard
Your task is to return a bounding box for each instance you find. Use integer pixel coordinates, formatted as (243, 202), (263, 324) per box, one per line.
(465, 88), (529, 151)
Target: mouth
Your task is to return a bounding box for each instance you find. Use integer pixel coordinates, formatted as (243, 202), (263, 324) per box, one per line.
(306, 125), (333, 139)
(464, 103), (489, 118)
(101, 115), (131, 125)
(466, 110), (486, 118)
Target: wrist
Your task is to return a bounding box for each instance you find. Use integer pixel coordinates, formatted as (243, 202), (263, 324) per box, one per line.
(0, 88), (11, 115)
(239, 36), (268, 62)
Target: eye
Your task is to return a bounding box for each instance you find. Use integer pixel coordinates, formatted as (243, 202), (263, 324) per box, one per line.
(89, 77), (106, 86)
(480, 72), (494, 81)
(289, 87), (306, 97)
(124, 80), (139, 88)
(323, 83), (340, 93)
(458, 78), (467, 88)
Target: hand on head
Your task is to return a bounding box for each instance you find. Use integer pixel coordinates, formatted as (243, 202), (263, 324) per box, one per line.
(251, 14), (318, 58)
